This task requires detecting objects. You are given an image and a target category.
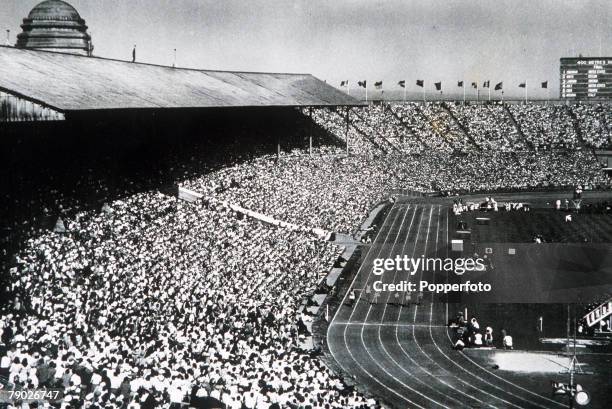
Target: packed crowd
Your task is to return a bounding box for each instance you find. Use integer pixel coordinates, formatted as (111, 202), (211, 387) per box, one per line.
(180, 148), (606, 235)
(447, 103), (525, 151)
(2, 193), (380, 408)
(182, 154), (431, 234)
(572, 103), (612, 148)
(419, 103), (473, 152)
(362, 104), (424, 154)
(507, 104), (578, 150)
(1, 100), (610, 408)
(427, 149), (605, 194)
(308, 108), (377, 156)
(309, 102), (611, 156)
(390, 103), (454, 153)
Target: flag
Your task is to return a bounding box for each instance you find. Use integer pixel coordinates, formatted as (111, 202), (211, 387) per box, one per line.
(374, 81), (383, 89)
(340, 80), (349, 87)
(519, 82), (526, 88)
(434, 82), (442, 91)
(541, 81), (548, 89)
(471, 82), (478, 89)
(358, 80), (367, 88)
(483, 80), (490, 88)
(398, 80), (406, 88)
(494, 82), (503, 91)
(458, 81), (464, 87)
(416, 79), (424, 87)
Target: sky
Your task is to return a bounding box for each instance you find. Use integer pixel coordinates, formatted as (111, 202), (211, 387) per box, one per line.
(1, 0), (611, 99)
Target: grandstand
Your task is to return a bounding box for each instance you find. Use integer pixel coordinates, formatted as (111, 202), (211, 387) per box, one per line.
(2, 88), (612, 407)
(2, 2), (612, 409)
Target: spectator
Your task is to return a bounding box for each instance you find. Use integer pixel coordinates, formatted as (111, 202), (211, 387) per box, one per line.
(1, 99), (611, 407)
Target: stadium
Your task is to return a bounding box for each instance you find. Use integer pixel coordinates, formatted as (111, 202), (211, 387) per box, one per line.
(0, 1), (611, 408)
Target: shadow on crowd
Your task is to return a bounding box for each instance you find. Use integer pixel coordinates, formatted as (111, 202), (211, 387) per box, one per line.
(0, 107), (342, 309)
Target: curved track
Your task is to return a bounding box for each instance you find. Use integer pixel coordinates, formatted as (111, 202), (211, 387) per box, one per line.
(327, 202), (570, 409)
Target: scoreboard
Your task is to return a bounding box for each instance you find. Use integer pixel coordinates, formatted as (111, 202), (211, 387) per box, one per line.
(560, 57), (612, 99)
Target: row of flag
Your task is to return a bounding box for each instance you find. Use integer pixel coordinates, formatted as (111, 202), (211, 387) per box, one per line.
(340, 80), (549, 90)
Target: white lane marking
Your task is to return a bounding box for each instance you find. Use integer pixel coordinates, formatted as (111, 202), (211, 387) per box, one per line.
(374, 205), (464, 407)
(415, 206), (512, 408)
(328, 205), (426, 408)
(377, 205), (472, 408)
(331, 322), (448, 328)
(356, 206), (452, 409)
(395, 205), (489, 408)
(444, 323), (568, 407)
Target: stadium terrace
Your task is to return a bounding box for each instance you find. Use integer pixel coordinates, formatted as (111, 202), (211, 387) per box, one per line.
(1, 1), (612, 409)
(1, 93), (611, 408)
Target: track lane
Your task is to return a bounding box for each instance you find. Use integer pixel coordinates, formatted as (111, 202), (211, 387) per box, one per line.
(359, 206), (456, 408)
(348, 205), (452, 408)
(395, 205), (501, 408)
(412, 208), (532, 408)
(327, 200), (569, 409)
(377, 205), (482, 408)
(328, 205), (429, 408)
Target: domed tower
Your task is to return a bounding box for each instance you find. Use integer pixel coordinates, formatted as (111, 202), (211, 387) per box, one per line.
(15, 0), (93, 56)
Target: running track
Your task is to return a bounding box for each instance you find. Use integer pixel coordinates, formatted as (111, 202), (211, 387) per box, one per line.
(327, 202), (569, 409)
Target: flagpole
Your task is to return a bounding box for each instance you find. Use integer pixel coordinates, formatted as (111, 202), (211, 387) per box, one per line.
(365, 86), (368, 103)
(488, 86), (491, 102)
(525, 81), (528, 104)
(347, 81), (350, 96)
(502, 90), (504, 103)
(463, 83), (466, 104)
(403, 84), (406, 103)
(477, 84), (479, 102)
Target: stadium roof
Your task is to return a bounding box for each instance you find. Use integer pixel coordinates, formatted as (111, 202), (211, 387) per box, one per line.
(0, 46), (362, 112)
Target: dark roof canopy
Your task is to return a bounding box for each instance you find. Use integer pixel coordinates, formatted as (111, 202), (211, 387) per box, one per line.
(0, 46), (361, 112)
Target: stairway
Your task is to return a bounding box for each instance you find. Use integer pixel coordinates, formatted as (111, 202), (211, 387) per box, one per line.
(351, 108), (401, 153)
(564, 105), (591, 149)
(440, 102), (482, 151)
(331, 109), (388, 153)
(503, 104), (535, 151)
(412, 104), (455, 152)
(386, 104), (428, 151)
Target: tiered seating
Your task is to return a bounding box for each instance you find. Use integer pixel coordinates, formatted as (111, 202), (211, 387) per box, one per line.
(449, 104), (526, 151)
(508, 104), (577, 150)
(571, 104), (612, 148)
